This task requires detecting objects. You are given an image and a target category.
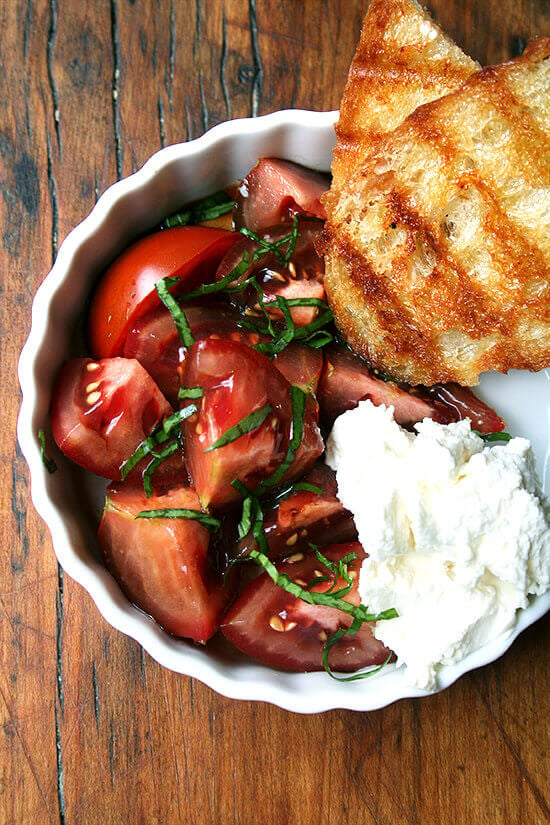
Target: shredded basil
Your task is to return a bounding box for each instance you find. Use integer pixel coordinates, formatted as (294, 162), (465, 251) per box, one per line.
(120, 403), (197, 480)
(275, 481), (324, 502)
(156, 275), (195, 348)
(178, 386), (203, 401)
(142, 440), (179, 498)
(204, 404), (272, 453)
(473, 430), (513, 443)
(38, 429), (57, 474)
(163, 191), (234, 228)
(256, 386), (306, 491)
(135, 508), (221, 531)
(323, 627), (394, 682)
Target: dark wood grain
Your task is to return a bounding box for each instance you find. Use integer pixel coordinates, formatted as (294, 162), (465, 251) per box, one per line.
(1, 1), (549, 823)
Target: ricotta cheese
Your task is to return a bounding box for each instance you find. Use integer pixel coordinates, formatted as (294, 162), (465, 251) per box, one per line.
(325, 401), (550, 689)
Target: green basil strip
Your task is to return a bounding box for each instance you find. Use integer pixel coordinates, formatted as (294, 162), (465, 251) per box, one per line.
(274, 481), (324, 503)
(156, 276), (195, 348)
(178, 386), (203, 401)
(190, 191), (234, 222)
(135, 508), (221, 531)
(280, 215), (300, 264)
(121, 404), (197, 479)
(323, 624), (394, 682)
(473, 430), (513, 443)
(204, 404), (272, 453)
(301, 330), (333, 349)
(231, 478), (251, 499)
(248, 545), (397, 624)
(163, 191), (234, 229)
(179, 249), (255, 302)
(256, 386), (306, 491)
(237, 495), (254, 540)
(163, 209), (192, 228)
(142, 441), (179, 498)
(38, 429), (57, 474)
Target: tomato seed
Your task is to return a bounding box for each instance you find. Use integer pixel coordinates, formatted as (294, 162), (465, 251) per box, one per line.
(318, 630), (327, 642)
(86, 362), (100, 372)
(86, 391), (101, 405)
(85, 381), (100, 393)
(285, 533), (298, 547)
(286, 552), (304, 564)
(268, 615), (285, 632)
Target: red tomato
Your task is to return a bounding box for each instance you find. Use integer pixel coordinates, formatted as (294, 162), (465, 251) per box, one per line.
(273, 343), (323, 394)
(99, 484), (234, 642)
(123, 303), (265, 406)
(236, 463), (357, 560)
(88, 226), (239, 359)
(51, 357), (186, 482)
(182, 339), (323, 510)
(233, 158), (328, 233)
(222, 543), (392, 672)
(412, 383), (505, 434)
(318, 345), (437, 426)
(215, 219), (325, 327)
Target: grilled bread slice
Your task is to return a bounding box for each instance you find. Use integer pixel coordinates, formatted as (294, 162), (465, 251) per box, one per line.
(328, 0), (478, 205)
(323, 41), (550, 386)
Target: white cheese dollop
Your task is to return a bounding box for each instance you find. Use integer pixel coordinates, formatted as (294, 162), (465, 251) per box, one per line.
(326, 401), (550, 690)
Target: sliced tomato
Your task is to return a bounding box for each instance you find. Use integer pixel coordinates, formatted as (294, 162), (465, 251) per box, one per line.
(319, 345), (439, 426)
(233, 158), (329, 233)
(237, 463), (357, 560)
(88, 226), (239, 359)
(413, 383), (506, 434)
(51, 357), (185, 483)
(221, 543), (392, 672)
(182, 339), (323, 510)
(273, 343), (323, 394)
(215, 219), (325, 326)
(123, 303), (265, 406)
(99, 484), (234, 642)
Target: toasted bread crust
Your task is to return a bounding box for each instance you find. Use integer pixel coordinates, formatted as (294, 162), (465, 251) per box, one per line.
(323, 40), (550, 385)
(329, 0), (478, 204)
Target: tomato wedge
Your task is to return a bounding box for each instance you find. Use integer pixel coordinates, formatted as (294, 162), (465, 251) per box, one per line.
(182, 339), (323, 510)
(413, 383), (506, 434)
(50, 357), (186, 482)
(88, 226), (239, 359)
(236, 463), (357, 560)
(99, 484), (234, 642)
(233, 158), (329, 233)
(215, 219), (325, 326)
(123, 303), (264, 406)
(273, 343), (323, 394)
(222, 543), (392, 672)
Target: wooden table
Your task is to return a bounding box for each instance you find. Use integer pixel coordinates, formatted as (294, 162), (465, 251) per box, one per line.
(2, 1), (549, 823)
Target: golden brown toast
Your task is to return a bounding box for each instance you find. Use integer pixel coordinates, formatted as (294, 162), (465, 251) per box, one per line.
(329, 0), (478, 205)
(323, 40), (550, 386)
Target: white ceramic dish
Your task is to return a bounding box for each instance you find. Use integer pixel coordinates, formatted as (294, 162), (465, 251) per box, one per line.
(17, 110), (550, 713)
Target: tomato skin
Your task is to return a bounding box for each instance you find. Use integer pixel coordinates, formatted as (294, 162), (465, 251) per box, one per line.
(412, 383), (505, 434)
(236, 463), (357, 560)
(222, 543), (392, 672)
(182, 339), (323, 510)
(50, 357), (185, 482)
(88, 226), (239, 359)
(319, 345), (437, 427)
(233, 158), (328, 234)
(99, 484), (234, 642)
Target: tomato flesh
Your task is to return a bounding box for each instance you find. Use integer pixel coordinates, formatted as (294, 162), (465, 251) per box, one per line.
(272, 344), (323, 395)
(50, 357), (186, 482)
(222, 543), (392, 672)
(88, 226), (239, 359)
(123, 303), (264, 406)
(99, 484), (234, 642)
(413, 383), (506, 434)
(182, 339), (323, 510)
(215, 219), (325, 326)
(236, 463), (357, 560)
(233, 158), (328, 233)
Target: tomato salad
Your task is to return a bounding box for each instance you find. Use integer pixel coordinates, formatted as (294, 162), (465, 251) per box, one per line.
(47, 158), (506, 677)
